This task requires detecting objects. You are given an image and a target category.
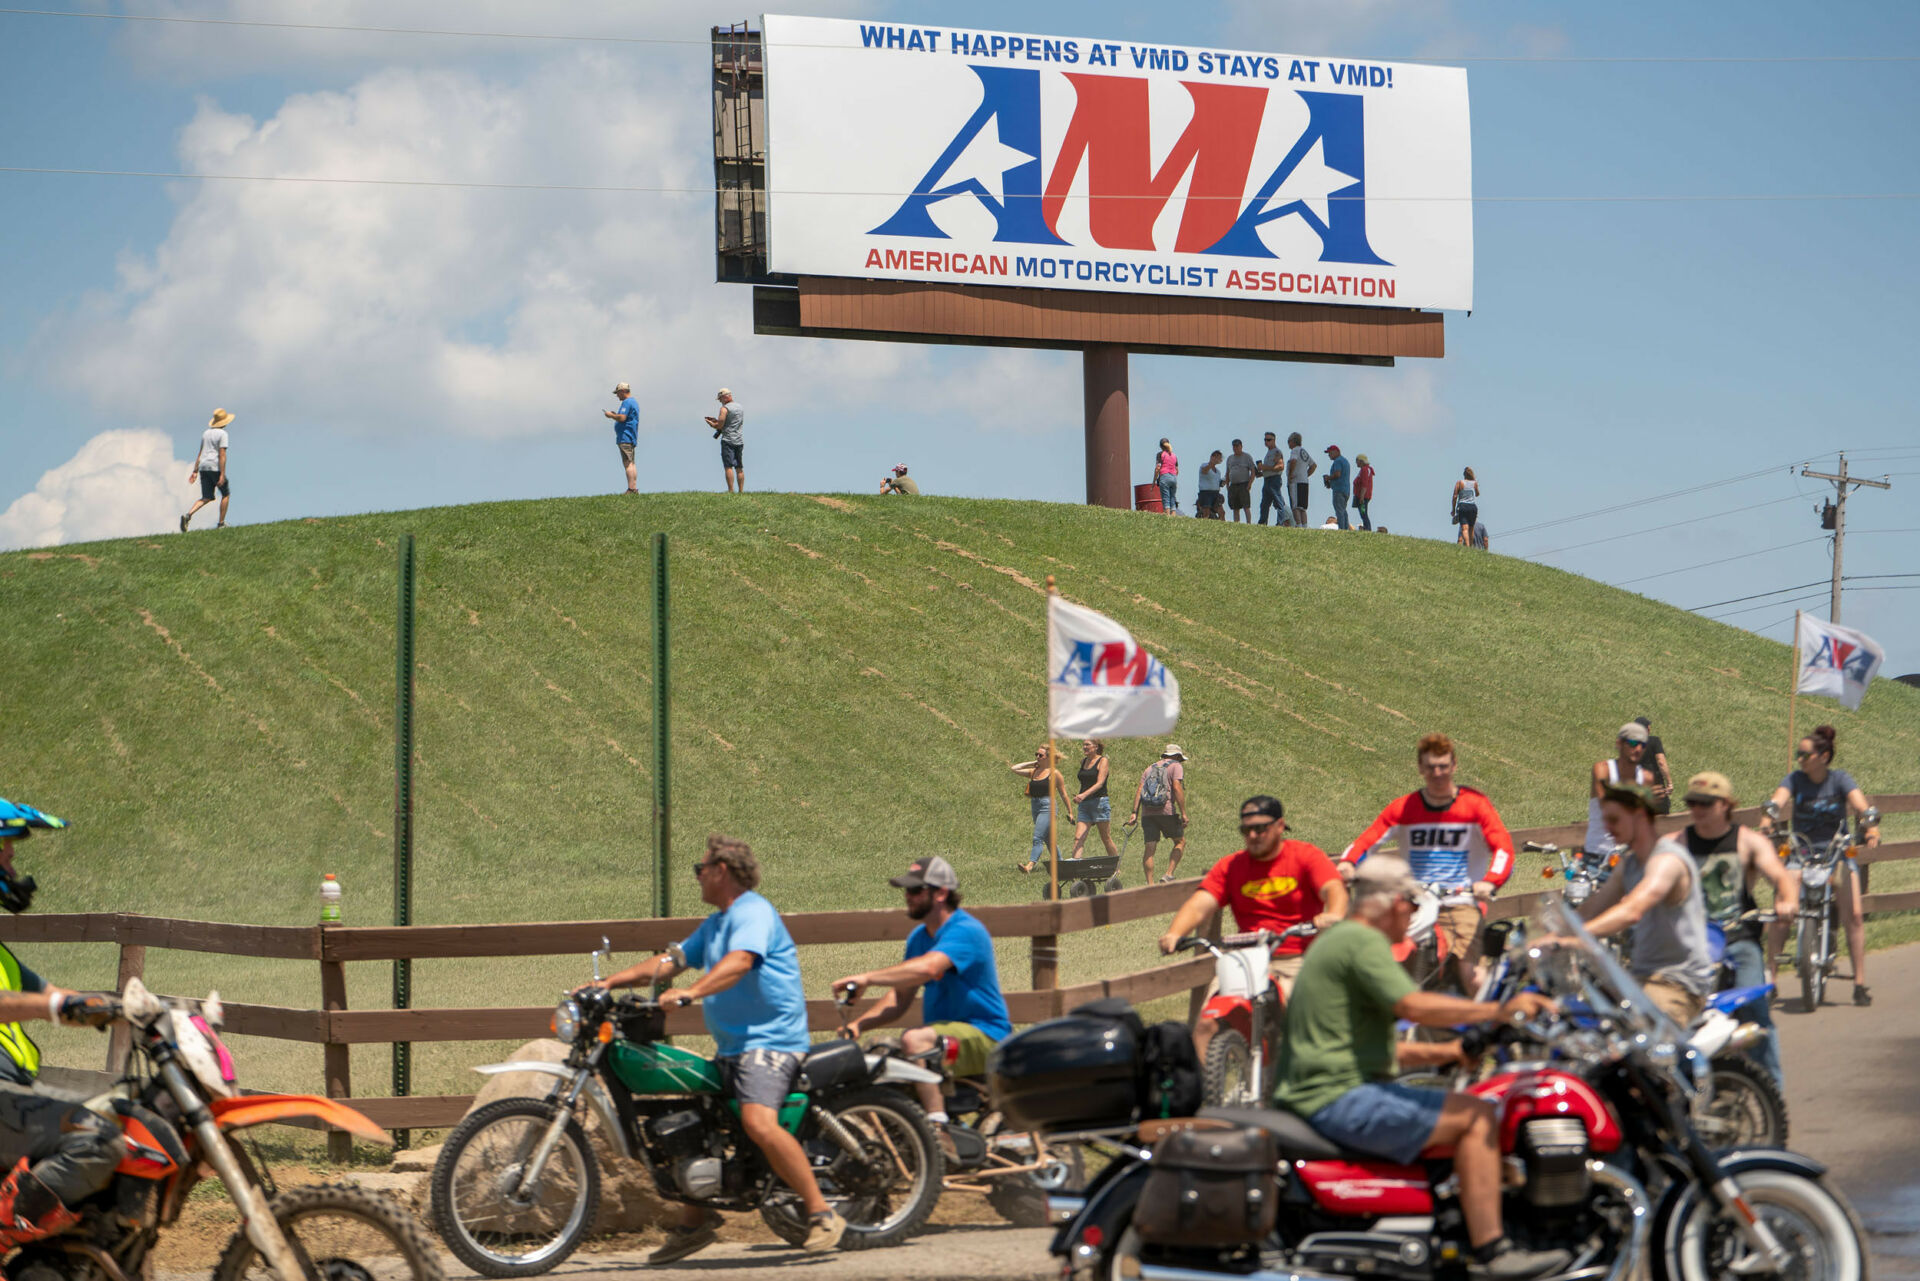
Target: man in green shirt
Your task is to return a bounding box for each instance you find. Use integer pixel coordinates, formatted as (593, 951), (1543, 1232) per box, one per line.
(1274, 856), (1563, 1281)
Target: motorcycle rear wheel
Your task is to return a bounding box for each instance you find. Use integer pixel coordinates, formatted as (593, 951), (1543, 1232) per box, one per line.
(1665, 1169), (1863, 1281)
(759, 1088), (940, 1250)
(214, 1183), (444, 1281)
(1202, 1029), (1256, 1108)
(429, 1097), (599, 1277)
(1692, 1055), (1789, 1149)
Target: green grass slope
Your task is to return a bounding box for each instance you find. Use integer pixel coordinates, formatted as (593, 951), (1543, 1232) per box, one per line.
(6, 493), (1918, 1095)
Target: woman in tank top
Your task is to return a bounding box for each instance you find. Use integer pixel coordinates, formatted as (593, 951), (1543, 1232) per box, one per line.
(1011, 744), (1071, 874)
(1068, 738), (1119, 861)
(1154, 438), (1179, 515)
(1452, 467), (1480, 546)
(1585, 723), (1655, 856)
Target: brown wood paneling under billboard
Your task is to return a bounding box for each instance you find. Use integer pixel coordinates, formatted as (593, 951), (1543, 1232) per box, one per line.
(778, 278), (1443, 364)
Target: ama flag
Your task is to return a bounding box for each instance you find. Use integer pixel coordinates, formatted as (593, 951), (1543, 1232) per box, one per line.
(1796, 613), (1885, 711)
(1048, 596), (1180, 738)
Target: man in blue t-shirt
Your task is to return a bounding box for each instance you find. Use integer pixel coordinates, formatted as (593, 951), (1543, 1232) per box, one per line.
(835, 857), (1011, 1129)
(603, 381), (640, 494)
(593, 835), (843, 1259)
(1324, 444), (1353, 530)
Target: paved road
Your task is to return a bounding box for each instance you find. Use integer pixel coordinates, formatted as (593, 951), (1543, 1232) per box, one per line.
(441, 943), (1920, 1281)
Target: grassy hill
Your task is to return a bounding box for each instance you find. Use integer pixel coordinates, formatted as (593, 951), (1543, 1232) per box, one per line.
(6, 492), (1918, 1097)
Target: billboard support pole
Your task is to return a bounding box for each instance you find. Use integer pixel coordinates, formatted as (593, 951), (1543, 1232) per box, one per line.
(651, 532), (672, 920)
(1083, 346), (1131, 510)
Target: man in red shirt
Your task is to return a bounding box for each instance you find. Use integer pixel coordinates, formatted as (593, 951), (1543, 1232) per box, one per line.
(1158, 795), (1348, 1060)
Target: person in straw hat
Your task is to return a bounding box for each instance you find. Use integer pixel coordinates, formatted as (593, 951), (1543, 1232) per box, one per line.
(180, 408), (233, 532)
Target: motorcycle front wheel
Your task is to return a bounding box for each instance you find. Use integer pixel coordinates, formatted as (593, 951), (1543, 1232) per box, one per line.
(1796, 914), (1826, 1011)
(1201, 1029), (1256, 1108)
(1664, 1169), (1864, 1281)
(1692, 1056), (1789, 1149)
(760, 1087), (941, 1250)
(429, 1097), (600, 1277)
(213, 1183), (445, 1281)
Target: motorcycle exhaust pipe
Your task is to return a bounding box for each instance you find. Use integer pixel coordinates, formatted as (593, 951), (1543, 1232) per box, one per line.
(1727, 1022), (1766, 1053)
(1139, 1265), (1350, 1281)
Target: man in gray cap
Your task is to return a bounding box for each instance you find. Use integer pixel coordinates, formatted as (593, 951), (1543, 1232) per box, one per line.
(1585, 722), (1655, 858)
(603, 382), (639, 494)
(833, 858), (1011, 1127)
(1274, 855), (1565, 1280)
(702, 388), (745, 493)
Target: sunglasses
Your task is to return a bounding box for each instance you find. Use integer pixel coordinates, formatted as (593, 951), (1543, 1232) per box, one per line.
(1795, 749), (1823, 760)
(1238, 818), (1279, 836)
(1683, 798), (1718, 809)
(691, 860), (716, 877)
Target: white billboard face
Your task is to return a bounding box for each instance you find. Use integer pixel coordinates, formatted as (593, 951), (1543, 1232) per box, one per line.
(761, 16), (1472, 311)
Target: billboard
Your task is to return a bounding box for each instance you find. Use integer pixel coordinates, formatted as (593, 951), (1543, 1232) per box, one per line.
(761, 16), (1473, 311)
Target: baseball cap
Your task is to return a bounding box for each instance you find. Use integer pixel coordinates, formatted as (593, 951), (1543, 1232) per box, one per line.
(1684, 772), (1735, 805)
(1323, 444), (1340, 455)
(1161, 743), (1188, 760)
(716, 387), (732, 399)
(1356, 453), (1369, 465)
(892, 463), (909, 474)
(1617, 722), (1650, 744)
(1239, 796), (1285, 822)
(1633, 716), (1652, 730)
(1353, 854), (1419, 897)
(1601, 781), (1659, 816)
(889, 856), (958, 891)
(613, 382), (630, 394)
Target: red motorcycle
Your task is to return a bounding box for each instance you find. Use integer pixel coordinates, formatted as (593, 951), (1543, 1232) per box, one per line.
(1008, 900), (1865, 1281)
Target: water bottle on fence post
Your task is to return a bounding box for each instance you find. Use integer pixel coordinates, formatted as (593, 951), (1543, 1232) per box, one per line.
(320, 873), (342, 924)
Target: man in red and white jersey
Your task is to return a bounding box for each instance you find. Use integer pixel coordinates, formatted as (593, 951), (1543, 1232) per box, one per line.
(1339, 732), (1516, 985)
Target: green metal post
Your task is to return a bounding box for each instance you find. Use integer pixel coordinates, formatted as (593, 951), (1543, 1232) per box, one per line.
(652, 533), (671, 919)
(391, 532), (417, 1148)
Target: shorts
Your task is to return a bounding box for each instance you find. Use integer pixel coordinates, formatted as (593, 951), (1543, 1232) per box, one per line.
(617, 441), (636, 466)
(1141, 812), (1185, 841)
(1197, 490), (1223, 515)
(1436, 902), (1486, 969)
(1077, 796), (1111, 824)
(1455, 502), (1478, 528)
(716, 1047), (803, 1110)
(1308, 1081), (1446, 1165)
(720, 440), (744, 469)
(932, 1022), (998, 1078)
(198, 471), (230, 500)
(1227, 481), (1252, 510)
(1293, 482), (1309, 510)
(1641, 978), (1706, 1028)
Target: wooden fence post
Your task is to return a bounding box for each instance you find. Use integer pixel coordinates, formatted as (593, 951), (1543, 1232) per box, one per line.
(1030, 936), (1059, 1017)
(104, 943), (147, 1073)
(320, 956), (353, 1163)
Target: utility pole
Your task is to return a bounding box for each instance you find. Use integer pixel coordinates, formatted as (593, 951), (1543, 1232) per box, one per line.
(1801, 453), (1891, 623)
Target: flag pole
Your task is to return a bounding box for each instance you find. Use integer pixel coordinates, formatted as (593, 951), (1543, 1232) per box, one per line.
(1046, 576), (1061, 904)
(1785, 611), (1802, 838)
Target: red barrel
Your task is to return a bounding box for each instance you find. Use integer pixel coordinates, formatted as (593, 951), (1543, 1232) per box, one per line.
(1134, 483), (1164, 513)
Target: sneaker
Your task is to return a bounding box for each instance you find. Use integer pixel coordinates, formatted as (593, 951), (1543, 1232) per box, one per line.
(179, 515), (189, 533)
(647, 1211), (723, 1264)
(1470, 1243), (1573, 1280)
(1853, 985), (1872, 1007)
(803, 1209), (846, 1253)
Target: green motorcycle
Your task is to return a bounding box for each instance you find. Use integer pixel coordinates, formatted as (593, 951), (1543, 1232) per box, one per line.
(429, 943), (945, 1276)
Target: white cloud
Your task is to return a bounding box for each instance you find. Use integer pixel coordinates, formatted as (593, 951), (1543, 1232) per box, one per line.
(0, 430), (194, 550)
(1330, 363), (1451, 435)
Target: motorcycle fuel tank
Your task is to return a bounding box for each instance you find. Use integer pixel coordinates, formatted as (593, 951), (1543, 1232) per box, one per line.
(609, 1040), (723, 1095)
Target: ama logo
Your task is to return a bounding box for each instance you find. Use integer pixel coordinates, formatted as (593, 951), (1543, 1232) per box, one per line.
(871, 65), (1388, 265)
(1054, 640), (1172, 688)
(1806, 636), (1876, 685)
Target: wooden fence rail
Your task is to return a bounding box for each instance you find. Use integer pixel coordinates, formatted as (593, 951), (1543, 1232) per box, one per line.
(7, 797), (1916, 1153)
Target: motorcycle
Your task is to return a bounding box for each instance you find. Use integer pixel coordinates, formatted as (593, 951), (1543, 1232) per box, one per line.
(1526, 841), (1618, 908)
(1024, 898), (1865, 1281)
(1180, 925), (1314, 1108)
(428, 942), (944, 1276)
(1776, 806), (1876, 1012)
(844, 990), (1083, 1227)
(7, 980), (439, 1281)
(1688, 914), (1788, 1149)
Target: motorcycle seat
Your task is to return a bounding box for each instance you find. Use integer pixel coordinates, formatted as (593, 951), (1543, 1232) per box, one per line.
(1198, 1105), (1352, 1163)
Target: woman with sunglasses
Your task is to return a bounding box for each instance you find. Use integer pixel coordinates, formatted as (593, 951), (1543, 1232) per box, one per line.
(1011, 744), (1071, 875)
(1758, 724), (1880, 1005)
(1067, 739), (1120, 862)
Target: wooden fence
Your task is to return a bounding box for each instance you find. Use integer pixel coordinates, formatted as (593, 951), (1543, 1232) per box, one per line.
(6, 795), (1916, 1158)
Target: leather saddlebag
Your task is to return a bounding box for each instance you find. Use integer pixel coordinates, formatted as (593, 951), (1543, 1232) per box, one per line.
(1135, 1126), (1279, 1247)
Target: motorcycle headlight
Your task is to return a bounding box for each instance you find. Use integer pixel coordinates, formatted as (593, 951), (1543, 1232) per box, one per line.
(553, 999), (582, 1043)
(1801, 864), (1832, 888)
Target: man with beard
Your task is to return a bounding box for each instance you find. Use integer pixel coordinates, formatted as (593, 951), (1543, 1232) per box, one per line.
(833, 858), (1011, 1129)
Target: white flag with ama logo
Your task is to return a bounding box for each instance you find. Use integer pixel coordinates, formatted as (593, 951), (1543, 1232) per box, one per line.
(1048, 596), (1180, 738)
(1796, 613), (1885, 711)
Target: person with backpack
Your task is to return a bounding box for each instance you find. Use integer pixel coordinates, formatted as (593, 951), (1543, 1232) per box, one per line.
(1126, 745), (1189, 884)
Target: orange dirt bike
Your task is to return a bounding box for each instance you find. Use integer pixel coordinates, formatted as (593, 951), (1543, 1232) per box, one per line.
(5, 980), (441, 1281)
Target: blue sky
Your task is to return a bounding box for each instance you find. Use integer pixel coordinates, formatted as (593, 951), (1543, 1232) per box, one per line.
(3, 1), (1917, 670)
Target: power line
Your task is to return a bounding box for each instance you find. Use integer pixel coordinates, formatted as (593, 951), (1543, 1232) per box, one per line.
(1610, 536), (1827, 588)
(1506, 460), (1807, 539)
(6, 8), (1920, 63)
(1521, 492), (1804, 559)
(2, 165), (1916, 204)
(1688, 579), (1829, 612)
(1707, 591), (1830, 621)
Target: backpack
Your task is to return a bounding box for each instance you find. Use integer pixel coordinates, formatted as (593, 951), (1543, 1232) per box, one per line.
(1140, 1021), (1203, 1120)
(1140, 761), (1173, 809)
